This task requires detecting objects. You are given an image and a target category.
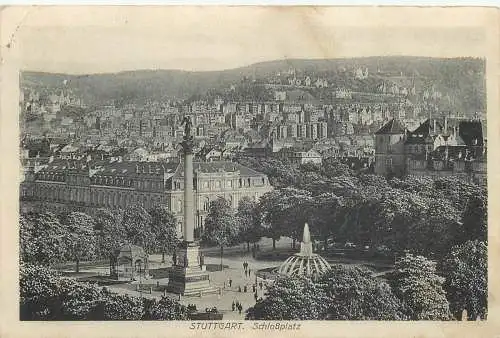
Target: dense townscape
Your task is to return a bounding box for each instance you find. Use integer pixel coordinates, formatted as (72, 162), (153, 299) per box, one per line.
(19, 56), (487, 321)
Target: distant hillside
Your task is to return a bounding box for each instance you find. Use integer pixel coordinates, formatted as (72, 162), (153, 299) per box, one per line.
(21, 56), (486, 112)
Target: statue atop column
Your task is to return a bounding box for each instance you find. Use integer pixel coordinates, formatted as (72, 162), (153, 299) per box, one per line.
(181, 116), (193, 139)
(180, 116), (194, 153)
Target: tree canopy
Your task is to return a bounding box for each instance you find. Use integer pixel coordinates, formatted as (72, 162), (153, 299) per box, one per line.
(440, 240), (487, 320)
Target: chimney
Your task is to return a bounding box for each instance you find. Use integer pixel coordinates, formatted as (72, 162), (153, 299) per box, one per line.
(433, 119), (437, 134)
(444, 116), (448, 134)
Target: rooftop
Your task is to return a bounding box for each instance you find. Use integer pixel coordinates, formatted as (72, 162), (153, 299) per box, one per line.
(374, 118), (407, 135)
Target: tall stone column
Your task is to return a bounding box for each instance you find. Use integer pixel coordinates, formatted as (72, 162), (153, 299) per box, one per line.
(183, 150), (194, 243)
(167, 116), (215, 296)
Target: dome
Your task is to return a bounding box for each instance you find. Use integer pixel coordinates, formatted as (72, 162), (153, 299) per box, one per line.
(277, 223), (331, 278)
(278, 254), (330, 277)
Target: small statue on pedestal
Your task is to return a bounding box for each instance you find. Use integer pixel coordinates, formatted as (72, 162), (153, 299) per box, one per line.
(181, 116), (193, 139)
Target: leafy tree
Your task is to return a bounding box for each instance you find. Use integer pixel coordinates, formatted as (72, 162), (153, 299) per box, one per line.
(149, 205), (179, 263)
(433, 176), (484, 212)
(259, 188), (312, 249)
(308, 193), (342, 249)
(20, 263), (187, 321)
(462, 192), (487, 243)
(202, 197), (239, 270)
(320, 158), (354, 178)
(236, 197), (263, 252)
(319, 265), (405, 320)
(19, 212), (68, 266)
(57, 277), (103, 320)
(390, 253), (451, 320)
(122, 205), (154, 253)
(20, 263), (62, 320)
(94, 208), (126, 259)
(389, 175), (435, 196)
(408, 197), (462, 259)
(440, 240), (487, 320)
(258, 190), (285, 249)
(59, 212), (97, 272)
(246, 276), (329, 320)
(142, 297), (188, 320)
(102, 291), (144, 320)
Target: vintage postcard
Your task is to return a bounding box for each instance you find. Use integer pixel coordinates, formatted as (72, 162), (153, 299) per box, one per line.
(0, 5), (499, 338)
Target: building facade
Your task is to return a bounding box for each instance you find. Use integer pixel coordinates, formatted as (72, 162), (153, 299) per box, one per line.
(20, 159), (273, 237)
(374, 118), (407, 177)
(374, 118), (487, 184)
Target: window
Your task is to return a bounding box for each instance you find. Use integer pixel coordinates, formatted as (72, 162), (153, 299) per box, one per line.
(385, 158), (393, 168)
(226, 180), (232, 188)
(215, 181), (221, 189)
(202, 181), (209, 189)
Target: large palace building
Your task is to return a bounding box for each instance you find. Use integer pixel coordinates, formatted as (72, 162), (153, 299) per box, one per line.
(20, 158), (273, 236)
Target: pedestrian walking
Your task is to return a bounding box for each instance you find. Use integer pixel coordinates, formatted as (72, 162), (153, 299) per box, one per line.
(229, 278), (233, 287)
(259, 282), (263, 290)
(252, 284), (256, 293)
(232, 301), (235, 312)
(238, 286), (242, 292)
(248, 268), (251, 275)
(238, 303), (242, 315)
(244, 285), (247, 293)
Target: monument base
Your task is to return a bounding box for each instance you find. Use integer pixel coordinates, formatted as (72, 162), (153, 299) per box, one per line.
(167, 242), (218, 296)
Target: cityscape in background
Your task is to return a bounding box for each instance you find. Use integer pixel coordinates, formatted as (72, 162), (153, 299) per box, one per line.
(20, 56), (487, 223)
(19, 55), (488, 322)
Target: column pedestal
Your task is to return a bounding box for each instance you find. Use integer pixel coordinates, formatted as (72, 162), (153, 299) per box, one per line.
(167, 241), (217, 296)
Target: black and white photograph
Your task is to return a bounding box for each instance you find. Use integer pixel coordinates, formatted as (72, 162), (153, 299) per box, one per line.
(0, 6), (495, 333)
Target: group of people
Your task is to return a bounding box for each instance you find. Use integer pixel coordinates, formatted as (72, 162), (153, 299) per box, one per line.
(223, 259), (268, 316)
(243, 261), (252, 277)
(232, 300), (244, 315)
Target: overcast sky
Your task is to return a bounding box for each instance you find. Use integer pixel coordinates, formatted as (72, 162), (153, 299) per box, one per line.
(13, 6), (488, 74)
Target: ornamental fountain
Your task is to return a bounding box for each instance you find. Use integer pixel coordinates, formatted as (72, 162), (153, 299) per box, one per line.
(277, 223), (331, 278)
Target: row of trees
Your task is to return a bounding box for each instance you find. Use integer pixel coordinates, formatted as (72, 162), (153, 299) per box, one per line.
(20, 205), (179, 271)
(21, 198), (267, 272)
(247, 243), (487, 321)
(20, 263), (188, 320)
(202, 196), (264, 269)
(236, 157), (487, 260)
(234, 156), (487, 320)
